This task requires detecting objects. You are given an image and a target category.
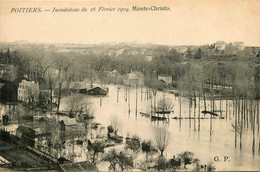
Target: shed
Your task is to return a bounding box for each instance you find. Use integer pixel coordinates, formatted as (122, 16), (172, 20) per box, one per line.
(16, 125), (36, 147)
(16, 125), (36, 139)
(85, 87), (108, 96)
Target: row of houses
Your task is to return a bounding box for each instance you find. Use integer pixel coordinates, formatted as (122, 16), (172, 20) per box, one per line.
(105, 70), (173, 86)
(214, 41), (245, 51)
(0, 71), (174, 103)
(1, 69), (174, 103)
(16, 80), (110, 104)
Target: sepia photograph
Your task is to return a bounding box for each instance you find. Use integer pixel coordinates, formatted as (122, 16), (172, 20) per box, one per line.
(0, 0), (260, 171)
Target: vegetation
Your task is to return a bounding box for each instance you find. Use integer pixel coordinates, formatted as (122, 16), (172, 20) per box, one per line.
(126, 135), (141, 152)
(154, 127), (170, 157)
(102, 149), (134, 171)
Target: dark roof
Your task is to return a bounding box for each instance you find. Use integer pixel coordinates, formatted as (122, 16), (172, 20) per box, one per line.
(87, 87), (107, 92)
(59, 161), (98, 172)
(16, 125), (36, 135)
(158, 74), (172, 77)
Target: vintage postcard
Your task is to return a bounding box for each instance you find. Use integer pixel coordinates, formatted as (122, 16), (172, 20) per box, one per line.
(0, 0), (260, 171)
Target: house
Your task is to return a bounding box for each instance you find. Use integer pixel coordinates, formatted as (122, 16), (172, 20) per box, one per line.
(145, 55), (153, 61)
(54, 81), (90, 94)
(0, 79), (17, 103)
(16, 125), (36, 139)
(232, 42), (245, 51)
(104, 69), (122, 83)
(59, 118), (78, 132)
(158, 75), (172, 85)
(16, 125), (36, 147)
(83, 87), (108, 96)
(123, 71), (145, 86)
(214, 41), (225, 50)
(18, 80), (39, 103)
(105, 69), (121, 78)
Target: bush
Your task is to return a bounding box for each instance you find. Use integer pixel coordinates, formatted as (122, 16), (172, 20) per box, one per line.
(107, 125), (114, 133)
(126, 135), (140, 152)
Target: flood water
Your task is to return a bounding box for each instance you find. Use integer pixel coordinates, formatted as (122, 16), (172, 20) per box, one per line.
(60, 84), (260, 171)
(1, 84), (260, 171)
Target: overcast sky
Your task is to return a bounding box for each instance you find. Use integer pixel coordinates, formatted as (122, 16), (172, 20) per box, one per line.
(0, 0), (260, 46)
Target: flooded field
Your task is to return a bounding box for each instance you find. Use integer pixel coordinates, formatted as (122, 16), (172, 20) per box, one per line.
(59, 84), (260, 171)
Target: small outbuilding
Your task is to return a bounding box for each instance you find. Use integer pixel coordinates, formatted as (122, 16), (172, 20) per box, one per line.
(83, 87), (108, 96)
(16, 125), (36, 147)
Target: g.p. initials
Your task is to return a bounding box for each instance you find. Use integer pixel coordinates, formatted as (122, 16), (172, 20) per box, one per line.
(214, 156), (230, 162)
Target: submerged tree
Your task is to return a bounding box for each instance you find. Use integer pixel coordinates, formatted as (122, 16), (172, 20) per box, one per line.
(155, 156), (168, 172)
(87, 140), (105, 164)
(141, 140), (157, 160)
(126, 135), (141, 152)
(102, 149), (118, 171)
(65, 95), (93, 120)
(177, 151), (194, 169)
(157, 98), (174, 112)
(111, 116), (121, 135)
(102, 149), (133, 172)
(154, 127), (170, 157)
(117, 152), (134, 172)
(54, 55), (74, 113)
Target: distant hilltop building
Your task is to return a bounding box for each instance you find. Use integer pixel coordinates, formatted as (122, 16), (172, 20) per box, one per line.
(214, 41), (245, 51)
(145, 55), (153, 61)
(232, 42), (245, 50)
(18, 80), (39, 103)
(174, 47), (188, 54)
(214, 41), (226, 50)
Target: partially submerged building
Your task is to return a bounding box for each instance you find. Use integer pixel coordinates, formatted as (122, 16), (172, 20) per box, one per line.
(123, 71), (144, 86)
(81, 86), (108, 96)
(18, 80), (39, 103)
(158, 74), (172, 85)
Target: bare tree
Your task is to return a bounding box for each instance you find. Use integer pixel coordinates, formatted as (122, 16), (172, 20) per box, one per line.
(102, 149), (119, 171)
(65, 95), (94, 120)
(54, 55), (74, 113)
(87, 140), (105, 164)
(111, 116), (121, 135)
(27, 85), (40, 103)
(154, 126), (170, 157)
(157, 98), (174, 112)
(46, 68), (57, 110)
